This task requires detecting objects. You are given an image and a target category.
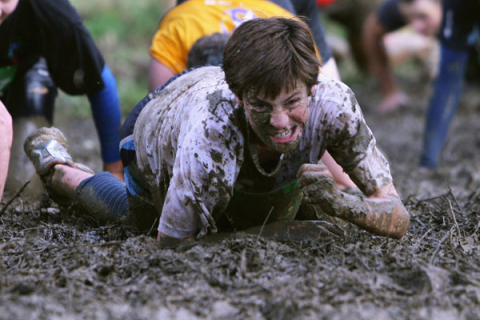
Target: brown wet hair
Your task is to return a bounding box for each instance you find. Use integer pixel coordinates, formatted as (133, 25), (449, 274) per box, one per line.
(222, 17), (320, 101)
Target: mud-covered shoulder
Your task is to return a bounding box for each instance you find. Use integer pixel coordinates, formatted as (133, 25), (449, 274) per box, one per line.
(134, 66), (228, 146)
(309, 73), (392, 194)
(309, 73), (366, 144)
(312, 73), (361, 115)
(133, 66), (241, 185)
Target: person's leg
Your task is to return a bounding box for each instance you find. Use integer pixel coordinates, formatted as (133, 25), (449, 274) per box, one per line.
(75, 171), (130, 222)
(420, 44), (468, 168)
(321, 0), (380, 72)
(24, 127), (130, 222)
(49, 165), (93, 200)
(4, 57), (57, 197)
(48, 165), (131, 223)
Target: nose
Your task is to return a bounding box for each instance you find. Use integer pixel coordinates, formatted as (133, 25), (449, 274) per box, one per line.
(269, 107), (289, 129)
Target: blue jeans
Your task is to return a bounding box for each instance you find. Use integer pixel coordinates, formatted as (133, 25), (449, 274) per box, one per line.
(419, 44), (468, 168)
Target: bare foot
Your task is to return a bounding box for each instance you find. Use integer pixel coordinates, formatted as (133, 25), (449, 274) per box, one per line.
(379, 91), (409, 114)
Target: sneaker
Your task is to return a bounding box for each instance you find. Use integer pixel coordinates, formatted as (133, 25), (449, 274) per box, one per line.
(24, 127), (76, 178)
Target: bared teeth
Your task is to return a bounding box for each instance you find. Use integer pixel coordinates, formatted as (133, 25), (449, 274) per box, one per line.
(274, 130), (291, 138)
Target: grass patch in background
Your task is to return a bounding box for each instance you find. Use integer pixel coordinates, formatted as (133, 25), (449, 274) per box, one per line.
(57, 0), (174, 119)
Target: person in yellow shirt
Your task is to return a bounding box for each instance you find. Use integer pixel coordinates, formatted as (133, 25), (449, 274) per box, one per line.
(148, 0), (340, 91)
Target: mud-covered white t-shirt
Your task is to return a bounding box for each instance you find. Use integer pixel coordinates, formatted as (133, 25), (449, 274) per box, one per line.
(133, 66), (392, 238)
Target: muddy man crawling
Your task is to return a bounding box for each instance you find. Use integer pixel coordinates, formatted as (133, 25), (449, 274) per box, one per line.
(24, 17), (410, 242)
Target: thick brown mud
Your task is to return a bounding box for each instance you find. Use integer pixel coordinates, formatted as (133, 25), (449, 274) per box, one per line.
(1, 71), (480, 319)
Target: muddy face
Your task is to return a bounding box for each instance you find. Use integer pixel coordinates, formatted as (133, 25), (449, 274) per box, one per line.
(242, 82), (311, 155)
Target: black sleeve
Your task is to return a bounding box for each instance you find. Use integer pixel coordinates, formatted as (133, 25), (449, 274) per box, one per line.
(30, 0), (105, 95)
(376, 0), (407, 32)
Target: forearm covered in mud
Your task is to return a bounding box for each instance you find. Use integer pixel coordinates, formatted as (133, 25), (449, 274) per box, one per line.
(299, 165), (409, 239)
(319, 188), (410, 239)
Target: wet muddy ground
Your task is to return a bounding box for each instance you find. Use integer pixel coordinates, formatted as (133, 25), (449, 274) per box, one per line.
(1, 66), (480, 319)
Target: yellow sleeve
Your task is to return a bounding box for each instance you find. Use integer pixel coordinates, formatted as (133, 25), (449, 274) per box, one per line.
(150, 15), (190, 75)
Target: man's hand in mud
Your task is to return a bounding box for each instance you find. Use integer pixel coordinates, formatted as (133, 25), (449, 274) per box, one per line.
(297, 162), (339, 214)
(297, 163), (410, 239)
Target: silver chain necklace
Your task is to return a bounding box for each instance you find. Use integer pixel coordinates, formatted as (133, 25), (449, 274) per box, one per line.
(246, 124), (285, 177)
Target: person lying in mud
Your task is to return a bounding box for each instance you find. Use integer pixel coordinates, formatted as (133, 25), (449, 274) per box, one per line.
(24, 17), (410, 241)
(149, 0), (355, 191)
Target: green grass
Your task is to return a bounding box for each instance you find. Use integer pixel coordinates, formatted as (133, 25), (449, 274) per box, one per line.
(57, 0), (173, 118)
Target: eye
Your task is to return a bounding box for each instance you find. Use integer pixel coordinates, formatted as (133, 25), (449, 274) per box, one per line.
(286, 98), (301, 108)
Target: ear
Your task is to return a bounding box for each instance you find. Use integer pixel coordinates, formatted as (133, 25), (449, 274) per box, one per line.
(309, 85), (316, 97)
